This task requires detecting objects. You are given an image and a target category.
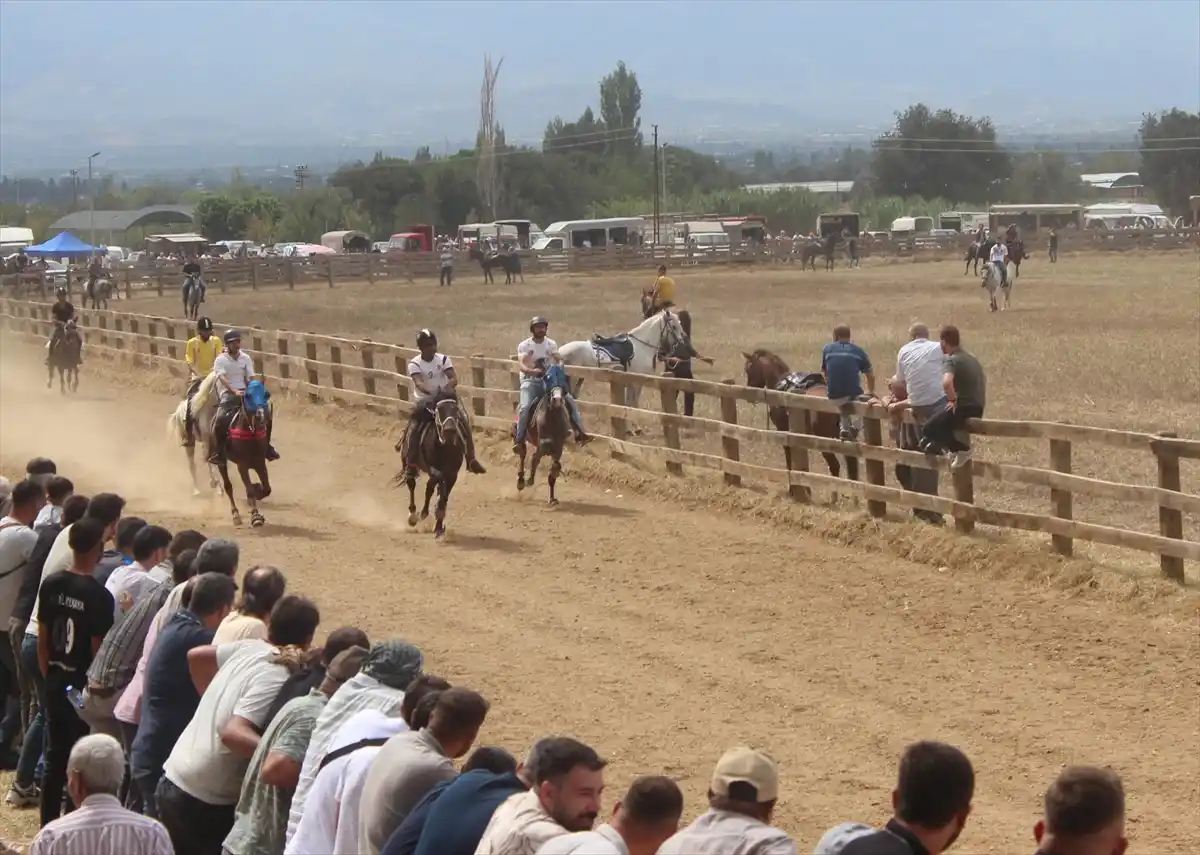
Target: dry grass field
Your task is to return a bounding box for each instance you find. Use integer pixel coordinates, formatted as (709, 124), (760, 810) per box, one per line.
(131, 250), (1200, 576)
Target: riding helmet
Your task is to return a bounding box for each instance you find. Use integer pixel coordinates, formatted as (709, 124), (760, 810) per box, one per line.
(55, 287), (66, 297)
(197, 317), (213, 333)
(530, 316), (549, 332)
(223, 329), (243, 345)
(416, 329), (437, 348)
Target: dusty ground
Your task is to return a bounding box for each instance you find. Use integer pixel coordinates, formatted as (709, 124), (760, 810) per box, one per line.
(123, 251), (1200, 577)
(1, 338), (1197, 852)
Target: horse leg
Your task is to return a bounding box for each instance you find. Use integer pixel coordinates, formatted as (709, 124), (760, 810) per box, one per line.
(434, 471), (455, 538)
(845, 454), (860, 482)
(516, 444), (528, 491)
(529, 446), (542, 486)
(235, 462), (264, 527)
(547, 453), (561, 506)
(185, 444), (201, 496)
(46, 360), (53, 389)
(58, 367), (66, 395)
(405, 471), (419, 526)
(255, 460), (272, 500)
(217, 462), (241, 526)
(420, 476), (436, 520)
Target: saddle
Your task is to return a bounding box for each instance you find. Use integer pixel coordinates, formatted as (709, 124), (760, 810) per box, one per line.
(589, 333), (634, 367)
(775, 372), (826, 394)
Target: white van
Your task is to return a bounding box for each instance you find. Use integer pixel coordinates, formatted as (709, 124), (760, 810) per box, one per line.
(538, 217), (645, 250)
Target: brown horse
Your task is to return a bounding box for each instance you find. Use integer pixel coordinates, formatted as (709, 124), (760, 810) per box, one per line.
(215, 391), (273, 527)
(516, 365), (571, 504)
(395, 397), (468, 538)
(47, 323), (82, 394)
(742, 348), (859, 480)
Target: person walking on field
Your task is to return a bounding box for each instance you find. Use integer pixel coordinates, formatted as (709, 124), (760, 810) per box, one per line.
(1048, 228), (1059, 264)
(439, 243), (454, 287)
(919, 325), (986, 470)
(822, 325), (876, 441)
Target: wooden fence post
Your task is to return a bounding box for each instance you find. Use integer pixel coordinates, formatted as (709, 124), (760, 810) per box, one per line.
(326, 258), (335, 288)
(1049, 437), (1074, 556)
(659, 383), (683, 476)
(305, 339), (320, 403)
(286, 261), (296, 290)
(277, 337), (291, 382)
(608, 373), (629, 462)
(164, 320), (179, 359)
(155, 268), (164, 296)
(361, 347), (376, 397)
(952, 465), (975, 534)
(863, 411), (886, 518)
(470, 354), (487, 419)
(719, 379), (741, 487)
(394, 354), (410, 405)
(785, 405), (811, 502)
(148, 321), (159, 358)
(330, 343), (344, 390)
(250, 261), (259, 291)
(1155, 431), (1185, 582)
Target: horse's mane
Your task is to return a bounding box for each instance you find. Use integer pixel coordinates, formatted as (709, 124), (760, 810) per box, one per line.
(747, 348), (790, 374)
(195, 370), (220, 405)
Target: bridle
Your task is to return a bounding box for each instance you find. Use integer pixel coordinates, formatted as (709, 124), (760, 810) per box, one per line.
(628, 310), (685, 364)
(433, 400), (466, 448)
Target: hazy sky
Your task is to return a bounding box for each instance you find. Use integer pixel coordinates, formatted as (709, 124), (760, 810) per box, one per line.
(1, 0), (1198, 168)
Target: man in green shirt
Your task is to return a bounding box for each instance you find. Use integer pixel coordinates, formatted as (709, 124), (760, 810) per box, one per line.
(919, 325), (987, 470)
(222, 645), (369, 855)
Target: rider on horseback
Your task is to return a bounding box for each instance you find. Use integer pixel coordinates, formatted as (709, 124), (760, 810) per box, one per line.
(183, 317), (220, 446)
(86, 255), (104, 296)
(988, 237), (1009, 287)
(182, 257), (205, 304)
(514, 317), (590, 451)
(403, 329), (487, 476)
(207, 329), (279, 465)
(46, 287), (76, 363)
(647, 265), (676, 314)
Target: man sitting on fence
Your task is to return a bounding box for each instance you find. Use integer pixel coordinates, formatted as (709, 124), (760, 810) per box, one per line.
(207, 329), (280, 464)
(919, 325), (986, 470)
(184, 317), (221, 446)
(514, 317), (590, 451)
(403, 328), (487, 476)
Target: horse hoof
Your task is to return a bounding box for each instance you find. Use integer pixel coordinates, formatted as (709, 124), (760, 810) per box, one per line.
(548, 497), (560, 507)
(251, 514), (265, 528)
(517, 478), (526, 491)
(232, 514), (243, 527)
(420, 510), (429, 521)
(435, 528), (446, 540)
(192, 488), (202, 498)
(407, 513), (419, 527)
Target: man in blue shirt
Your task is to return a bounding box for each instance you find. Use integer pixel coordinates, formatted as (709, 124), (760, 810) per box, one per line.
(821, 324), (876, 441)
(382, 746), (526, 855)
(130, 572), (236, 818)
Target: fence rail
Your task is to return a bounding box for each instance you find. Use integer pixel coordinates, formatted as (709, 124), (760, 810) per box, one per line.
(3, 297), (1197, 580)
(4, 228), (1198, 300)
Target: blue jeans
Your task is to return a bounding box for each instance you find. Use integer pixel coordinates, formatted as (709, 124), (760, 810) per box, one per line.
(516, 378), (582, 443)
(17, 633), (46, 787)
(992, 260), (1006, 285)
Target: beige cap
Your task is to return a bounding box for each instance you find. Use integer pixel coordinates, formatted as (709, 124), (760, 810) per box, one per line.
(711, 747), (779, 803)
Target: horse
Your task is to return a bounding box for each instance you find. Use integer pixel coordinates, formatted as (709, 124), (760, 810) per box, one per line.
(1006, 239), (1026, 279)
(394, 396), (469, 539)
(468, 246), (523, 284)
(84, 277), (113, 310)
(964, 239), (995, 276)
(167, 370), (221, 496)
(797, 239), (822, 270)
(182, 276), (204, 320)
(742, 349), (860, 481)
(980, 260), (1010, 312)
(47, 323), (82, 395)
(821, 232), (840, 270)
(516, 363), (571, 504)
(215, 381), (273, 528)
(558, 309), (688, 410)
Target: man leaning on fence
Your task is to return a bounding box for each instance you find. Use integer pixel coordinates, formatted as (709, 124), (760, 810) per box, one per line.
(919, 325), (986, 470)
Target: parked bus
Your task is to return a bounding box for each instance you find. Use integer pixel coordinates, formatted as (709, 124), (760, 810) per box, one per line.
(534, 217), (646, 251)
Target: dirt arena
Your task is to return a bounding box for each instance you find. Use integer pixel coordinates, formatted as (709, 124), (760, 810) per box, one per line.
(1, 318), (1198, 851)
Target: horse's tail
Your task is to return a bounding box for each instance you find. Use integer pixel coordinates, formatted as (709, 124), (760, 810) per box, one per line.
(168, 405), (186, 445)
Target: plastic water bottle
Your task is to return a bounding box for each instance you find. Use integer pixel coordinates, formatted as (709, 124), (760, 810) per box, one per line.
(65, 685), (85, 711)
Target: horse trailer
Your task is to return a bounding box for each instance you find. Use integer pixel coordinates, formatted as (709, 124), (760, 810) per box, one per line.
(938, 211), (988, 232)
(817, 212), (860, 238)
(538, 218), (646, 250)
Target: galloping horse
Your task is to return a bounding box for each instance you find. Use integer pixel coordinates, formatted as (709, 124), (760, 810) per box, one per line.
(182, 276), (204, 320)
(394, 395), (469, 539)
(964, 238), (995, 276)
(215, 380), (273, 527)
(516, 363), (571, 504)
(742, 349), (860, 481)
(47, 322), (82, 394)
(1006, 239), (1027, 279)
(84, 277), (113, 310)
(167, 370), (220, 495)
(468, 245), (523, 284)
(558, 309), (688, 410)
(981, 260), (1011, 312)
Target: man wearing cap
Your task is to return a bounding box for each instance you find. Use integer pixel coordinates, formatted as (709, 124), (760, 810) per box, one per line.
(223, 645), (369, 855)
(207, 329), (279, 464)
(184, 317), (220, 446)
(657, 747), (797, 855)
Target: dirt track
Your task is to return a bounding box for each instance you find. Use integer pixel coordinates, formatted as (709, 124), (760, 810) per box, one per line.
(1, 339), (1197, 853)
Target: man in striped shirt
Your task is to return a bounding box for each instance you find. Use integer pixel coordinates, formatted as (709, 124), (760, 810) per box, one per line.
(29, 733), (172, 855)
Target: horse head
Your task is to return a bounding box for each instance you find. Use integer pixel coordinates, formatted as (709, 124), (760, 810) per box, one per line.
(543, 364), (569, 408)
(742, 348), (788, 389)
(657, 310), (686, 358)
(432, 397), (466, 448)
(240, 380), (270, 436)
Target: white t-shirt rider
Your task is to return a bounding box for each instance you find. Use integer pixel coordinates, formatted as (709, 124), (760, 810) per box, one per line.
(214, 350), (256, 401)
(517, 336), (559, 381)
(989, 241), (1008, 264)
(407, 353), (454, 395)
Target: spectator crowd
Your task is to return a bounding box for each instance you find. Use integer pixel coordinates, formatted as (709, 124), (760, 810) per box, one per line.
(0, 457), (1130, 855)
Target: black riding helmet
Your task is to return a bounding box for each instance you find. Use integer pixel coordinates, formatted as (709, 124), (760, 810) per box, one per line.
(55, 287), (66, 298)
(223, 329), (243, 345)
(197, 317), (213, 333)
(530, 316), (548, 333)
(416, 329), (437, 348)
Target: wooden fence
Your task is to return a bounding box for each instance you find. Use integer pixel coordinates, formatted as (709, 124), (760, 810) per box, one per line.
(4, 228), (1197, 301)
(3, 297), (1198, 581)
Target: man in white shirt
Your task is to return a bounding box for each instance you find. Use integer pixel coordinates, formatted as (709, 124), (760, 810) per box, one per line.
(536, 776), (683, 855)
(207, 329), (279, 464)
(892, 323), (949, 525)
(988, 238), (1008, 286)
(402, 328), (486, 476)
(0, 480), (45, 761)
(513, 317), (589, 452)
(438, 243), (454, 287)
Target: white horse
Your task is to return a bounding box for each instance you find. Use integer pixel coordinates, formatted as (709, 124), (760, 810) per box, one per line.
(167, 370), (220, 495)
(558, 309), (688, 408)
(980, 261), (1013, 312)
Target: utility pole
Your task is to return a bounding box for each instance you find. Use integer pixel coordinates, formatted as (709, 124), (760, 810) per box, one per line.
(70, 169), (79, 211)
(294, 164), (309, 190)
(87, 151), (101, 253)
(661, 143), (670, 218)
(652, 124), (659, 245)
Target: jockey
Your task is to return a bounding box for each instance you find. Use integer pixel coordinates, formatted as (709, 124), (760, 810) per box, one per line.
(86, 254), (103, 293)
(207, 329), (279, 464)
(183, 317), (220, 446)
(988, 239), (1009, 287)
(46, 287), (76, 361)
(647, 264), (676, 314)
(403, 329), (487, 476)
(182, 257), (205, 302)
(514, 316), (590, 451)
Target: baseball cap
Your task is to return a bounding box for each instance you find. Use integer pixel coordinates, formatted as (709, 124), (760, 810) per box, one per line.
(711, 747), (779, 803)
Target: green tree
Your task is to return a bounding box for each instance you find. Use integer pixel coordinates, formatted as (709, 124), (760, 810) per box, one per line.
(1139, 109), (1200, 216)
(598, 61), (643, 156)
(543, 107), (607, 156)
(1002, 152), (1081, 203)
(872, 104), (1011, 204)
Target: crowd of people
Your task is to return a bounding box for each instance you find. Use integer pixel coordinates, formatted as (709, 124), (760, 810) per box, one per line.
(0, 458), (1132, 855)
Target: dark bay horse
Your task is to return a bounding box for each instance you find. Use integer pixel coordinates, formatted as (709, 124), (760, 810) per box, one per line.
(964, 238), (995, 276)
(516, 364), (571, 504)
(1006, 239), (1027, 278)
(395, 397), (468, 538)
(821, 232), (840, 270)
(468, 246), (523, 284)
(797, 240), (821, 270)
(47, 323), (82, 394)
(216, 381), (273, 527)
(742, 349), (860, 481)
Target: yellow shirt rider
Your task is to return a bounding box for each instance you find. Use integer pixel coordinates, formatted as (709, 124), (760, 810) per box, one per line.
(647, 264), (676, 316)
(183, 317), (221, 444)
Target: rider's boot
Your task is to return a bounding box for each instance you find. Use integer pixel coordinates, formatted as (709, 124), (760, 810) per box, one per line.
(571, 416), (593, 446)
(513, 405), (532, 453)
(265, 416), (279, 461)
(206, 414), (226, 464)
(463, 430), (487, 475)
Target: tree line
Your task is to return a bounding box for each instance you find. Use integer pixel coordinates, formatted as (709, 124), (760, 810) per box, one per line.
(2, 61), (1196, 244)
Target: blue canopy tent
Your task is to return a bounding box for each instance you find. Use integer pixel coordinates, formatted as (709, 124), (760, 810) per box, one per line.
(24, 231), (105, 258)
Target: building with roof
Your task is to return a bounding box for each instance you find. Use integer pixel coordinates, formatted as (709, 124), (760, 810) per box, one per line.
(1079, 172), (1143, 199)
(48, 205), (196, 245)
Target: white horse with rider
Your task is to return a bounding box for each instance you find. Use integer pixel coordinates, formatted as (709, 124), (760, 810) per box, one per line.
(557, 309), (688, 408)
(981, 238), (1015, 312)
(167, 370), (220, 495)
